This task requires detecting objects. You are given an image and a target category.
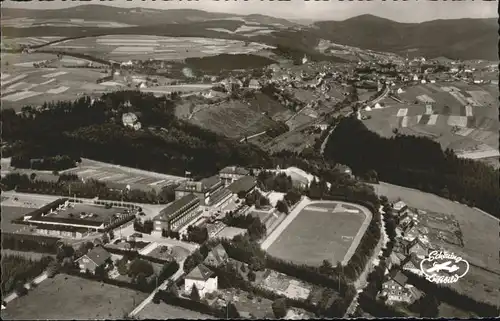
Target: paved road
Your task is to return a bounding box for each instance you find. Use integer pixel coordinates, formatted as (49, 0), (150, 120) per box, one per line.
(128, 259), (186, 317)
(344, 207), (386, 317)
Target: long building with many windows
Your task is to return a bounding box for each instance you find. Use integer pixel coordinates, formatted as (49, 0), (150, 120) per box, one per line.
(153, 194), (201, 232)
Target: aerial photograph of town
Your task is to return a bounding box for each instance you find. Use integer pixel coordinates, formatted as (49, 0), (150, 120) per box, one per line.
(0, 0), (499, 319)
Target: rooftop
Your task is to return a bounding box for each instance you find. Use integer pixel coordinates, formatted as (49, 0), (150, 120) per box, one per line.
(389, 270), (408, 287)
(226, 176), (256, 194)
(157, 194), (199, 221)
(219, 166), (249, 176)
(78, 246), (111, 267)
(176, 175), (221, 193)
(186, 264), (214, 281)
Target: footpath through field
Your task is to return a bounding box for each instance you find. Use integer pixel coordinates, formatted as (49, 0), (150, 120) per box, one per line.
(4, 272), (49, 304)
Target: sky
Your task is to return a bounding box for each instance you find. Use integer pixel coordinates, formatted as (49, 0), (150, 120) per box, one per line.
(2, 0), (498, 22)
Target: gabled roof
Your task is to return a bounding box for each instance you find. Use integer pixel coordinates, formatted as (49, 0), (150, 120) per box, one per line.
(389, 270), (408, 287)
(393, 201), (407, 211)
(186, 264), (214, 281)
(226, 176), (256, 194)
(209, 244), (228, 264)
(78, 246), (111, 267)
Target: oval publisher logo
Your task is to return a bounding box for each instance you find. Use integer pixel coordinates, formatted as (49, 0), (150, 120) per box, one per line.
(419, 250), (470, 284)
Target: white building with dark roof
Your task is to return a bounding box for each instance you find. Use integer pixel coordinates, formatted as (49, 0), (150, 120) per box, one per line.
(184, 264), (218, 298)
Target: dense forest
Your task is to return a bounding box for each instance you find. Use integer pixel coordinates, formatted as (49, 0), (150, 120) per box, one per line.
(186, 54), (276, 73)
(1, 91), (271, 179)
(324, 117), (500, 217)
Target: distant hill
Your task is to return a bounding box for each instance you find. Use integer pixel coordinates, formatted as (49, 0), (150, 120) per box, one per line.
(312, 15), (498, 61)
(2, 6), (496, 61)
(1, 5), (296, 27)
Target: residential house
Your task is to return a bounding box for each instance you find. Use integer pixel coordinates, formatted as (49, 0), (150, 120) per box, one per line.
(122, 112), (141, 131)
(402, 253), (424, 276)
(393, 201), (408, 214)
(75, 246), (111, 274)
(184, 264), (218, 298)
(380, 270), (422, 305)
(204, 244), (229, 267)
(405, 237), (430, 259)
(387, 252), (407, 270)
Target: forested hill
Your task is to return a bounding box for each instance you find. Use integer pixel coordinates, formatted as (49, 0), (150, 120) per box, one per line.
(1, 91), (271, 179)
(324, 116), (500, 218)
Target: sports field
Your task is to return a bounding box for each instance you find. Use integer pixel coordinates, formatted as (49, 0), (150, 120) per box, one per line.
(266, 201), (370, 266)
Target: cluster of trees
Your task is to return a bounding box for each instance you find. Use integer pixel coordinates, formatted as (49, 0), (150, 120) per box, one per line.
(222, 212), (267, 240)
(11, 155), (79, 171)
(244, 190), (270, 209)
(1, 233), (61, 254)
(2, 91), (271, 179)
(357, 252), (408, 317)
(257, 171), (294, 193)
(324, 117), (500, 217)
(218, 236), (355, 315)
(161, 228), (181, 240)
(185, 54), (276, 73)
(1, 173), (173, 205)
(1, 255), (54, 297)
(209, 261), (323, 316)
(133, 219), (154, 234)
(183, 225), (209, 244)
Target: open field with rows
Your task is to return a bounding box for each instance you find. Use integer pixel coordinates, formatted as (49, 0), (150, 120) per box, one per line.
(62, 158), (187, 192)
(372, 182), (500, 306)
(1, 53), (111, 111)
(42, 35), (274, 62)
(1, 274), (148, 320)
(266, 202), (370, 266)
(1, 18), (134, 29)
(361, 82), (499, 162)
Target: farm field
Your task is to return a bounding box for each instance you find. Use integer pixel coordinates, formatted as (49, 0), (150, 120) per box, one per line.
(0, 205), (40, 234)
(371, 182), (500, 306)
(266, 201), (370, 266)
(136, 301), (215, 320)
(189, 100), (280, 139)
(1, 274), (148, 320)
(1, 18), (134, 29)
(1, 54), (111, 112)
(62, 158), (188, 192)
(362, 82), (499, 162)
(42, 35), (274, 62)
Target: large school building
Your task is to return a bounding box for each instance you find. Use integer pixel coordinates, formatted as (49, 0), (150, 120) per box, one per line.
(153, 193), (201, 232)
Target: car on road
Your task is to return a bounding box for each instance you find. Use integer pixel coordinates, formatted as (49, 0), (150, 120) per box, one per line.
(132, 232), (143, 238)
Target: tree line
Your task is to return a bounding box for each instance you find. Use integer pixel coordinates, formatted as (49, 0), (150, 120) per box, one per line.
(1, 91), (271, 180)
(324, 117), (500, 217)
(1, 173), (174, 205)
